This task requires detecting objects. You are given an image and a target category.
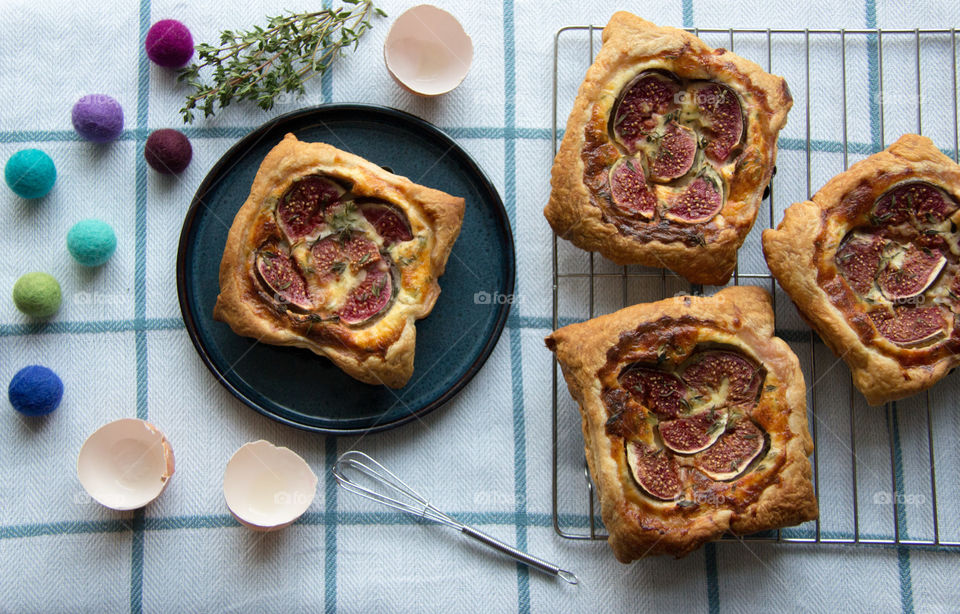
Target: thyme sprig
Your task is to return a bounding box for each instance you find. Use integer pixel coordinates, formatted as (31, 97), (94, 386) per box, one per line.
(177, 0), (385, 122)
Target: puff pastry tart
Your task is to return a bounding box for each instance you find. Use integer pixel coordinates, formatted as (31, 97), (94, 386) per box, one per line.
(545, 12), (792, 285)
(764, 134), (960, 405)
(214, 134), (464, 388)
(545, 286), (817, 560)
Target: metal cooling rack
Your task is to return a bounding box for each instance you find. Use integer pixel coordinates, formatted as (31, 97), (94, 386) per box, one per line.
(551, 25), (960, 547)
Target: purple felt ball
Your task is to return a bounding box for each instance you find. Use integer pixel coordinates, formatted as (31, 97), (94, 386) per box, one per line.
(144, 129), (192, 174)
(71, 94), (124, 143)
(146, 19), (194, 68)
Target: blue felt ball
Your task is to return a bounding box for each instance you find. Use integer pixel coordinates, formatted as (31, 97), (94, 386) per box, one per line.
(71, 94), (124, 143)
(9, 365), (63, 416)
(4, 149), (57, 199)
(67, 219), (117, 267)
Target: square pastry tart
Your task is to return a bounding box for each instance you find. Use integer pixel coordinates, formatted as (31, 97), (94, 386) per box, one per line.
(545, 11), (792, 285)
(764, 134), (960, 405)
(546, 286), (817, 560)
(214, 134), (464, 388)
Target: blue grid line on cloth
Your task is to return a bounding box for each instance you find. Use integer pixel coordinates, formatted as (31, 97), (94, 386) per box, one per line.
(130, 0), (152, 612)
(502, 1), (531, 611)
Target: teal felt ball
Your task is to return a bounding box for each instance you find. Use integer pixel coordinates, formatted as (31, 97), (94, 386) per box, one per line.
(67, 219), (117, 267)
(12, 272), (61, 318)
(4, 149), (57, 199)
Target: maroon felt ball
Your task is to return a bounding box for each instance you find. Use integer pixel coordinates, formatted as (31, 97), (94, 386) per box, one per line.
(144, 129), (192, 174)
(145, 19), (194, 68)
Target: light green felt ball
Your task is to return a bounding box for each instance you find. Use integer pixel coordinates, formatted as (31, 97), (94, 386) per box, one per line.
(67, 219), (116, 267)
(12, 272), (61, 318)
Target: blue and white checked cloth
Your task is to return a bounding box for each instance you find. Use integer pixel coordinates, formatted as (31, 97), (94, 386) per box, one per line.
(1, 0), (959, 612)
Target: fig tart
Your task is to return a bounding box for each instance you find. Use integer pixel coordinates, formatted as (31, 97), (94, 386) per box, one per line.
(214, 134), (464, 388)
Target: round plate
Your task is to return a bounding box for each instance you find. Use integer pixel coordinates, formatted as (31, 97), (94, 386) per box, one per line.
(176, 104), (515, 434)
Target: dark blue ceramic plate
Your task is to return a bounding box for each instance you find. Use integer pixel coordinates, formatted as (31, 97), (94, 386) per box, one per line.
(177, 104), (514, 434)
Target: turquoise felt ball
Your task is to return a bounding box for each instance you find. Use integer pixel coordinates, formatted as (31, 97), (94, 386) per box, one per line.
(67, 219), (117, 267)
(4, 149), (57, 199)
(12, 272), (61, 318)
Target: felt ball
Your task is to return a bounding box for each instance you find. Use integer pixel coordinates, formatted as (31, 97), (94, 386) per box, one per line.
(4, 149), (57, 199)
(67, 219), (117, 267)
(144, 129), (192, 174)
(12, 272), (61, 319)
(8, 365), (63, 416)
(145, 19), (194, 68)
(72, 94), (124, 143)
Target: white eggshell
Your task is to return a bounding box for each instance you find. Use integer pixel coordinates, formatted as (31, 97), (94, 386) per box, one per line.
(383, 4), (473, 96)
(77, 418), (175, 511)
(223, 440), (318, 531)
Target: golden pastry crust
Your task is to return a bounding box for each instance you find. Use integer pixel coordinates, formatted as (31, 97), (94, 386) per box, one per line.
(545, 286), (816, 561)
(214, 134), (464, 388)
(763, 134), (960, 405)
(545, 11), (792, 285)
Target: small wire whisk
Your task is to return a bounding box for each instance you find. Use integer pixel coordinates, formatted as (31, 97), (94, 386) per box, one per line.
(332, 450), (579, 585)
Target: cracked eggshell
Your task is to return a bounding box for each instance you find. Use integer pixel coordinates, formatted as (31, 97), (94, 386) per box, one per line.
(383, 4), (473, 96)
(77, 418), (175, 510)
(223, 440), (318, 532)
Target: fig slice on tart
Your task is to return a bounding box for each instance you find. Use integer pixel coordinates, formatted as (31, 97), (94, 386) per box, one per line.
(663, 174), (724, 224)
(277, 175), (345, 243)
(626, 441), (683, 501)
(255, 244), (313, 310)
(876, 244), (946, 301)
(658, 407), (728, 454)
(609, 157), (657, 219)
(869, 305), (948, 347)
(694, 419), (765, 481)
(873, 181), (958, 227)
(835, 231), (885, 295)
(689, 82), (744, 163)
(648, 121), (698, 183)
(612, 71), (682, 154)
(619, 366), (689, 420)
(338, 265), (394, 326)
(359, 201), (414, 246)
(680, 350), (763, 406)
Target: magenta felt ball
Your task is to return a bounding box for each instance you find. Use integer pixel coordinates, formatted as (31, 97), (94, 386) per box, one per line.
(72, 95), (124, 143)
(144, 129), (192, 174)
(146, 19), (194, 68)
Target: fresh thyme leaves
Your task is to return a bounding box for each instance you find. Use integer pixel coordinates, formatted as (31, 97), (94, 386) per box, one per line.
(331, 261), (347, 275)
(178, 1), (385, 122)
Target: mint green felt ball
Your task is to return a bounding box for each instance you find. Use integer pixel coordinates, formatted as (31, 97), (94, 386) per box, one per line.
(4, 149), (57, 199)
(12, 272), (61, 318)
(67, 219), (117, 267)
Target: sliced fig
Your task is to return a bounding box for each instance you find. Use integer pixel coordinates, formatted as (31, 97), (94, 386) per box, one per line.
(835, 232), (885, 295)
(877, 244), (946, 301)
(341, 231), (382, 271)
(659, 408), (728, 454)
(873, 181), (957, 226)
(612, 72), (681, 153)
(664, 175), (724, 224)
(620, 367), (688, 420)
(681, 350), (762, 406)
(310, 235), (346, 282)
(277, 175), (344, 242)
(690, 82), (743, 163)
(649, 121), (698, 183)
(338, 267), (393, 325)
(360, 202), (414, 245)
(626, 441), (683, 501)
(870, 306), (947, 346)
(695, 419), (765, 481)
(609, 158), (657, 219)
(256, 246), (312, 310)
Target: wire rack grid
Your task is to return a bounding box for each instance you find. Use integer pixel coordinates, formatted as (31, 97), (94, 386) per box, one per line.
(550, 24), (960, 548)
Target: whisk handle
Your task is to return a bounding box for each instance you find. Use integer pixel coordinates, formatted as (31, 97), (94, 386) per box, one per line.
(460, 526), (578, 584)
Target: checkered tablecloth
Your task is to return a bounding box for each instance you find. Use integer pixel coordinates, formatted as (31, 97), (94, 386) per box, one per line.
(1, 0), (959, 612)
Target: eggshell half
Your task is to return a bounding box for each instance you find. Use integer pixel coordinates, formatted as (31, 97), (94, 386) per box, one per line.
(223, 440), (318, 531)
(77, 418), (175, 510)
(383, 4), (473, 96)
